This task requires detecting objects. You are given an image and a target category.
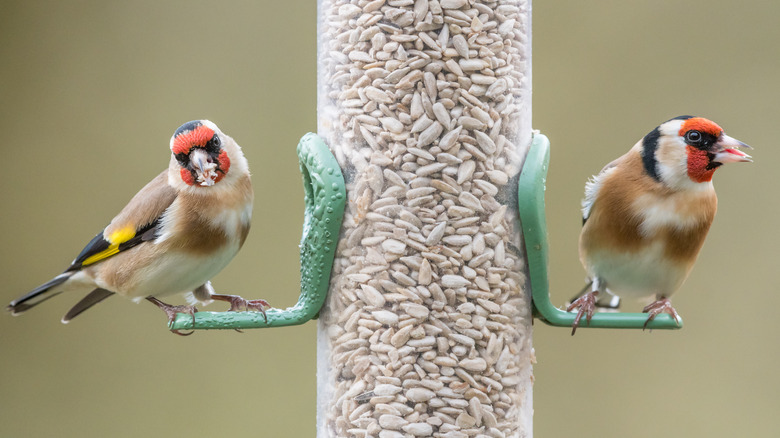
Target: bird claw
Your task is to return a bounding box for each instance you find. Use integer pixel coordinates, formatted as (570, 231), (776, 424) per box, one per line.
(145, 296), (198, 336)
(567, 291), (599, 335)
(642, 297), (680, 330)
(171, 329), (195, 336)
(210, 294), (270, 323)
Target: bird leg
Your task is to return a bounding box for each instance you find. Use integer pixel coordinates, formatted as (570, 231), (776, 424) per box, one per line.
(146, 296), (197, 336)
(210, 294), (270, 323)
(642, 297), (681, 330)
(567, 291), (599, 335)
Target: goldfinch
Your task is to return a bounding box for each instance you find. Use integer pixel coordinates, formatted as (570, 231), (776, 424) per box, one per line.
(568, 116), (751, 334)
(7, 120), (269, 335)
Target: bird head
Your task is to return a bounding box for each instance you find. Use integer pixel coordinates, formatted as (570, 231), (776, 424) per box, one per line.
(169, 120), (247, 188)
(642, 116), (752, 190)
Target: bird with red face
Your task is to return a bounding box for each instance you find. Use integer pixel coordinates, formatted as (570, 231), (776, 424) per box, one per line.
(7, 120), (269, 335)
(568, 116), (751, 334)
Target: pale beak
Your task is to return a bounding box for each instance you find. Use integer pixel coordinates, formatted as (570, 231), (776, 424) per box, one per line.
(712, 134), (752, 164)
(189, 148), (218, 186)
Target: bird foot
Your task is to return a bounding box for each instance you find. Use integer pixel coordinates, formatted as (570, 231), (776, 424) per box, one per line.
(642, 297), (680, 330)
(566, 291), (600, 335)
(210, 294), (270, 323)
(146, 296), (197, 336)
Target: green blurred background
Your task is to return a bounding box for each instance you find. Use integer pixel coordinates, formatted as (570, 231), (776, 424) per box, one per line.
(1, 1), (777, 436)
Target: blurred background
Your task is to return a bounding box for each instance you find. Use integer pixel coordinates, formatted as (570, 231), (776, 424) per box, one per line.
(1, 1), (777, 436)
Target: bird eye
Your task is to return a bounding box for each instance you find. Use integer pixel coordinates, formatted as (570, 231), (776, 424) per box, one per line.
(204, 135), (221, 154)
(685, 130), (702, 144)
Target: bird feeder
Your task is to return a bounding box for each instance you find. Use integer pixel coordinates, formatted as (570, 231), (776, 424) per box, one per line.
(168, 1), (679, 437)
(315, 0), (534, 436)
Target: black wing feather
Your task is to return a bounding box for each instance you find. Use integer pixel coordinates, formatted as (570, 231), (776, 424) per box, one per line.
(69, 232), (109, 270)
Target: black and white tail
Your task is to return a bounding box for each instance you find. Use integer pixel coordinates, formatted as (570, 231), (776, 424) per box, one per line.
(7, 273), (73, 315)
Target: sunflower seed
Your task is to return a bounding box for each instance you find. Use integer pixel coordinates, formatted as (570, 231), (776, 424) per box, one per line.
(417, 121), (444, 147)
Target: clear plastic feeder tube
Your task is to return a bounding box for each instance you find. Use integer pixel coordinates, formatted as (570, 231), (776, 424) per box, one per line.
(317, 1), (533, 436)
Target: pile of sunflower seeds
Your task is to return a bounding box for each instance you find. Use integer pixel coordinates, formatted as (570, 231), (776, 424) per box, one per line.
(317, 1), (533, 437)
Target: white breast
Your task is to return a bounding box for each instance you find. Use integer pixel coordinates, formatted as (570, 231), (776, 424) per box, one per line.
(128, 244), (241, 300)
(589, 241), (688, 302)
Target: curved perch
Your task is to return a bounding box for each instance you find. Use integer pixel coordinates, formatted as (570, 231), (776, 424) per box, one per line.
(170, 133), (346, 331)
(518, 133), (682, 330)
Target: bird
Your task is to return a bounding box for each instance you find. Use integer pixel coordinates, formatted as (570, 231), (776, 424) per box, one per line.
(567, 115), (751, 334)
(7, 120), (270, 335)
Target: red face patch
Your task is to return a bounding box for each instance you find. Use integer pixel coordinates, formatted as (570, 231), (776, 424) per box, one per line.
(172, 125), (215, 155)
(180, 167), (196, 186)
(679, 117), (722, 138)
(217, 150), (230, 176)
(686, 146), (716, 183)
